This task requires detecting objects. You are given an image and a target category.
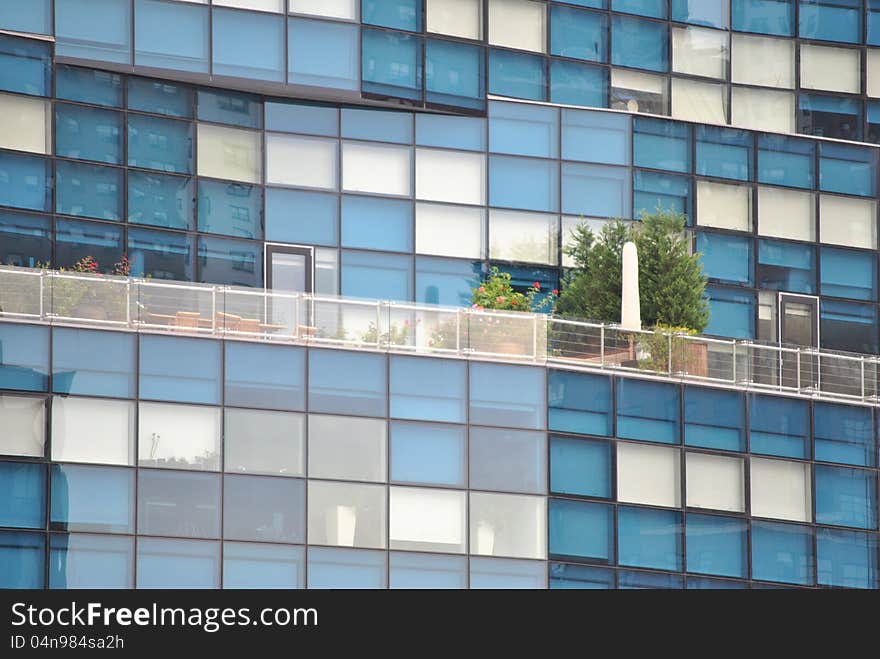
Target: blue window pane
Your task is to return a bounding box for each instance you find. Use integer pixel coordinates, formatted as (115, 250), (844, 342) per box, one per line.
(223, 542), (304, 589)
(618, 506), (683, 571)
(562, 109), (630, 165)
(128, 227), (194, 281)
(0, 151), (50, 211)
(757, 135), (814, 189)
(127, 115), (193, 174)
(137, 471), (221, 539)
(617, 378), (680, 444)
(815, 402), (875, 468)
(470, 362), (545, 430)
(0, 531), (44, 588)
(49, 534), (134, 589)
(697, 232), (753, 286)
(619, 570), (683, 589)
(799, 94), (862, 142)
(821, 299), (878, 355)
(559, 0), (607, 6)
(0, 462), (45, 529)
(223, 475), (305, 543)
(613, 0), (667, 17)
(52, 328), (135, 398)
(265, 188), (337, 246)
(687, 576), (748, 589)
(871, 0), (880, 45)
(342, 196), (413, 252)
(308, 547), (387, 589)
(696, 126), (753, 182)
(56, 66), (123, 107)
(363, 0), (420, 30)
(673, 0), (729, 27)
(225, 343), (305, 411)
(550, 59), (608, 107)
(426, 39), (484, 110)
(732, 0), (794, 36)
(550, 499), (614, 562)
(489, 155), (559, 212)
(489, 49), (546, 102)
(139, 335), (221, 405)
(50, 464), (134, 534)
(55, 160), (123, 222)
(55, 218), (123, 272)
(705, 286), (755, 339)
(490, 102), (559, 159)
(611, 15), (668, 72)
(470, 557), (546, 588)
(197, 180), (262, 240)
(548, 370), (613, 436)
(212, 8), (284, 82)
(266, 102), (338, 137)
(416, 114), (486, 152)
(634, 170), (692, 221)
(634, 118), (691, 172)
(817, 528), (878, 589)
(390, 552), (467, 589)
(0, 35), (50, 97)
(197, 89), (262, 129)
(821, 247), (877, 302)
(415, 257), (482, 307)
(342, 108), (412, 144)
(819, 143), (877, 197)
(289, 18), (359, 91)
(390, 421), (466, 487)
(390, 356), (466, 423)
(815, 466), (877, 530)
(309, 349), (386, 417)
(684, 386), (746, 451)
(551, 6), (608, 62)
(136, 538), (219, 589)
(686, 514), (748, 578)
(134, 0), (209, 73)
(549, 563), (615, 589)
(751, 521), (814, 585)
(0, 1), (51, 35)
(55, 103), (123, 165)
(750, 393), (809, 458)
(128, 77), (194, 118)
(550, 436), (612, 498)
(56, 0), (132, 64)
(197, 236), (262, 288)
(128, 171), (193, 229)
(341, 250), (413, 302)
(362, 28), (422, 100)
(757, 239), (815, 294)
(799, 0), (861, 43)
(0, 324), (48, 392)
(0, 210), (51, 268)
(563, 163), (631, 218)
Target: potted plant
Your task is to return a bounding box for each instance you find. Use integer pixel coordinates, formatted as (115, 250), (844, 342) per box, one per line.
(50, 255), (131, 320)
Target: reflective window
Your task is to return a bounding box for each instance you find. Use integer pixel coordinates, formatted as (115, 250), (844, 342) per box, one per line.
(815, 466), (878, 530)
(757, 134), (814, 189)
(0, 35), (51, 96)
(548, 370), (612, 436)
(0, 210), (51, 268)
(341, 196), (412, 252)
(307, 481), (387, 549)
(732, 0), (794, 36)
(552, 59), (607, 107)
(470, 427), (546, 494)
(137, 470), (221, 539)
(817, 528), (878, 589)
(562, 163), (631, 219)
(223, 542), (304, 590)
(56, 0), (132, 64)
(390, 356), (465, 423)
(469, 492), (547, 559)
(51, 397), (135, 466)
(415, 256), (482, 306)
(265, 188), (337, 246)
(426, 39), (485, 109)
(489, 155), (558, 212)
(128, 171), (195, 230)
(134, 0), (209, 73)
(49, 534), (134, 589)
(288, 18), (359, 91)
(127, 115), (193, 174)
(341, 250), (413, 301)
(549, 563), (615, 589)
(224, 408), (305, 477)
(308, 414), (387, 482)
(0, 323), (48, 392)
(799, 0), (861, 43)
(820, 247), (877, 302)
(757, 239), (815, 294)
(223, 474), (306, 543)
(820, 300), (878, 355)
(136, 538), (220, 589)
(139, 335), (221, 405)
(56, 219), (124, 272)
(550, 5), (607, 62)
(561, 109), (630, 165)
(128, 77), (193, 118)
(0, 151), (51, 211)
(0, 531), (45, 588)
(197, 235), (263, 288)
(266, 101), (338, 137)
(390, 552), (467, 589)
(128, 227), (194, 282)
(550, 436), (612, 498)
(225, 343), (305, 411)
(617, 506), (682, 571)
(138, 402), (221, 471)
(0, 462), (45, 529)
(490, 103), (558, 159)
(390, 421), (466, 487)
(55, 103), (122, 165)
(686, 514), (748, 578)
(616, 378), (680, 444)
(307, 547), (386, 589)
(549, 499), (613, 563)
(389, 486), (466, 554)
(197, 180), (262, 239)
(749, 393), (810, 459)
(213, 8), (284, 82)
(50, 464), (134, 534)
(308, 349), (386, 417)
(55, 161), (122, 222)
(684, 387), (746, 452)
(489, 49), (546, 102)
(634, 118), (690, 173)
(814, 402), (875, 467)
(362, 28), (422, 100)
(470, 362), (545, 430)
(0, 395), (45, 458)
(611, 14), (668, 72)
(469, 557), (546, 589)
(52, 328), (135, 399)
(751, 521), (814, 586)
(0, 5), (51, 38)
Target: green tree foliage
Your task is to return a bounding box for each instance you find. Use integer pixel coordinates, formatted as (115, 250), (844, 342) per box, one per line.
(556, 210), (710, 332)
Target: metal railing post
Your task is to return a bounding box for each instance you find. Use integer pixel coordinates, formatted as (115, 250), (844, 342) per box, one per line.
(600, 325), (605, 367)
(125, 279), (131, 328)
(38, 270), (45, 320)
(796, 350), (801, 391)
(731, 342), (736, 384)
(861, 358), (866, 401)
(667, 332), (673, 374)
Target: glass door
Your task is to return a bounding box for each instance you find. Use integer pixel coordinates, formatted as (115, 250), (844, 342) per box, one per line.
(779, 293), (818, 390)
(265, 244), (313, 337)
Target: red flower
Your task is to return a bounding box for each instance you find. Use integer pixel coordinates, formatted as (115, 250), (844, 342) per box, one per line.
(552, 289), (559, 295)
(496, 296), (505, 303)
(533, 282), (540, 289)
(478, 286), (485, 293)
(511, 299), (518, 306)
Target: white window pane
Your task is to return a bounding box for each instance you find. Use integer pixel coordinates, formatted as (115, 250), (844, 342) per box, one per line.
(758, 186), (816, 242)
(0, 92), (50, 155)
(469, 492), (546, 559)
(266, 134), (338, 189)
(697, 180), (752, 231)
(290, 0), (356, 20)
(800, 44), (860, 94)
(868, 49), (880, 98)
(470, 556), (546, 588)
(308, 414), (386, 482)
(416, 203), (484, 259)
(731, 34), (794, 89)
(51, 397), (135, 466)
(686, 452), (745, 513)
(390, 487), (466, 553)
(562, 216), (612, 268)
(224, 408), (305, 477)
(489, 209), (558, 265)
(138, 402), (221, 471)
(488, 0), (545, 53)
(427, 0), (481, 40)
(617, 443), (681, 508)
(731, 87), (795, 133)
(820, 195), (877, 250)
(672, 78), (727, 125)
(750, 457), (812, 522)
(0, 395), (45, 458)
(342, 142), (412, 196)
(469, 427), (546, 494)
(307, 481), (386, 549)
(416, 149), (485, 205)
(214, 0), (283, 11)
(672, 26), (727, 79)
(197, 123), (262, 184)
(315, 247), (339, 296)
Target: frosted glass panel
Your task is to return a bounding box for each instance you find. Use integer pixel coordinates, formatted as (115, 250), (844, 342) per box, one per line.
(697, 181), (752, 231)
(731, 87), (795, 133)
(672, 27), (727, 79)
(751, 457), (812, 523)
(617, 443), (681, 508)
(758, 187), (816, 242)
(289, 0), (356, 20)
(869, 50), (880, 98)
(0, 93), (50, 155)
(672, 78), (726, 124)
(197, 124), (261, 184)
(469, 492), (546, 559)
(224, 409), (305, 477)
(308, 414), (386, 483)
(731, 34), (794, 88)
(307, 481), (386, 549)
(416, 149), (486, 205)
(215, 0), (282, 10)
(0, 395), (45, 458)
(820, 195), (877, 250)
(138, 402), (221, 471)
(51, 397), (134, 466)
(686, 452), (745, 512)
(488, 0), (546, 53)
(416, 203), (484, 259)
(342, 142), (412, 196)
(800, 44), (860, 93)
(489, 209), (558, 265)
(390, 487), (466, 553)
(427, 0), (481, 40)
(266, 134), (338, 189)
